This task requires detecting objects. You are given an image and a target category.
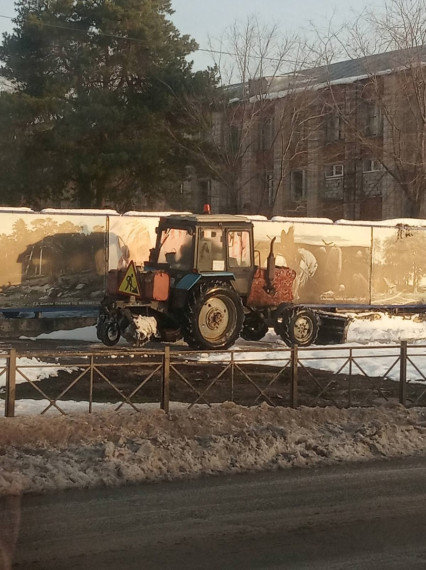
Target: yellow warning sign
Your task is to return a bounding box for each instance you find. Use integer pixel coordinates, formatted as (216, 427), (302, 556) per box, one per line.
(117, 261), (141, 297)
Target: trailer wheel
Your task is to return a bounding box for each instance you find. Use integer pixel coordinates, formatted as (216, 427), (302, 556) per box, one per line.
(241, 313), (268, 341)
(97, 316), (120, 346)
(274, 306), (319, 347)
(183, 281), (244, 350)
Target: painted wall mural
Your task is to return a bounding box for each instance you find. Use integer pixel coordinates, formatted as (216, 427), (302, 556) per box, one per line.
(0, 210), (424, 310)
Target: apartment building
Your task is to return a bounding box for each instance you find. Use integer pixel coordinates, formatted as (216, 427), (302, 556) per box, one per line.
(188, 46), (426, 221)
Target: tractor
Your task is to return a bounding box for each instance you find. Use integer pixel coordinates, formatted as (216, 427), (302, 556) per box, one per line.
(96, 213), (348, 349)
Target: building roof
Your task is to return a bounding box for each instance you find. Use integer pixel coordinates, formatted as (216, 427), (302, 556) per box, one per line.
(311, 45), (426, 83)
(241, 45), (426, 101)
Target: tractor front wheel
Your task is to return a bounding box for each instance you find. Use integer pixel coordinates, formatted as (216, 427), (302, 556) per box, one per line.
(183, 281), (244, 350)
(96, 314), (121, 346)
(274, 306), (319, 347)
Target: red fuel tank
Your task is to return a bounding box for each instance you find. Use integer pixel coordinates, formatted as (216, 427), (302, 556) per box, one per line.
(142, 271), (170, 301)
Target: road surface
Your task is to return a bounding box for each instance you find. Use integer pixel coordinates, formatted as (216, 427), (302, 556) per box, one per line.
(5, 455), (426, 569)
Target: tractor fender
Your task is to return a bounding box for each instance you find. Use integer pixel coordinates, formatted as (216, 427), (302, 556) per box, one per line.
(173, 273), (236, 308)
(175, 272), (235, 291)
(174, 273), (202, 291)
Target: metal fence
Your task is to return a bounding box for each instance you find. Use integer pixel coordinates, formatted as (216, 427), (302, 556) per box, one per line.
(2, 341), (426, 417)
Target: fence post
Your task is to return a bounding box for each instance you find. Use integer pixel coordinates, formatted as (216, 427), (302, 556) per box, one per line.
(230, 351), (234, 402)
(5, 348), (16, 418)
(89, 355), (94, 414)
(400, 341), (407, 406)
(161, 345), (170, 413)
(290, 345), (298, 408)
(348, 347), (352, 408)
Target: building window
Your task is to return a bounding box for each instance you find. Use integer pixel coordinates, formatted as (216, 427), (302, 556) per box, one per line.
(363, 158), (383, 172)
(365, 102), (383, 137)
(265, 172), (274, 206)
(258, 116), (274, 151)
(290, 170), (306, 201)
(325, 164), (344, 178)
(326, 112), (344, 142)
(227, 125), (240, 154)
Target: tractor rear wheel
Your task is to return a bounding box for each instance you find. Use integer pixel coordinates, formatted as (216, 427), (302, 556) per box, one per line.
(183, 281), (244, 350)
(274, 306), (319, 347)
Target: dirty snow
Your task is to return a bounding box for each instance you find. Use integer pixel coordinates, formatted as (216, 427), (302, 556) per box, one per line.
(1, 403), (426, 495)
(133, 315), (159, 343)
(1, 312), (426, 496)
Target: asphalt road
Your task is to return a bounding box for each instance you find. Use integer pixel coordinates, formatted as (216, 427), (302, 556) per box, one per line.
(3, 455), (426, 569)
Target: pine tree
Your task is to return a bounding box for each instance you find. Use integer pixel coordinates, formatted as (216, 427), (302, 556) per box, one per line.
(0, 0), (212, 209)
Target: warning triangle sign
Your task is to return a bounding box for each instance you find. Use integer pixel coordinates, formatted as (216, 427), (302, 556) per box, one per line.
(117, 261), (141, 297)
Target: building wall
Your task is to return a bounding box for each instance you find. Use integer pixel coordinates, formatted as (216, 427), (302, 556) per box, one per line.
(188, 63), (425, 220)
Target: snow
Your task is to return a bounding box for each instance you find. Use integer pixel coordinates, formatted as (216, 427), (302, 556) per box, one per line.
(346, 312), (426, 344)
(123, 211), (191, 217)
(1, 403), (426, 495)
(0, 358), (75, 388)
(271, 216), (334, 224)
(22, 326), (99, 342)
(335, 218), (426, 227)
(0, 207), (34, 213)
(40, 208), (118, 215)
(133, 315), (158, 342)
(1, 311), (426, 496)
(249, 65), (422, 104)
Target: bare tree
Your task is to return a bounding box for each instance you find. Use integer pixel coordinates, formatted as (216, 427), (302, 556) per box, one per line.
(181, 16), (324, 216)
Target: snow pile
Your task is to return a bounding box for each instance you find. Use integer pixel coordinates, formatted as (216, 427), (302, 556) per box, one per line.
(1, 403), (426, 495)
(133, 315), (158, 343)
(347, 312), (426, 344)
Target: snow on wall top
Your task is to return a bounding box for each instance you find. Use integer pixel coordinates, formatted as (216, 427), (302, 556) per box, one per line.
(2, 207), (426, 228)
(335, 218), (426, 227)
(123, 211), (192, 217)
(0, 207), (34, 213)
(40, 208), (118, 215)
(272, 216), (334, 224)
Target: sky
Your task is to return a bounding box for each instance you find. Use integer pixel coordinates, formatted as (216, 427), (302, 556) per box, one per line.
(171, 0), (374, 69)
(0, 0), (382, 71)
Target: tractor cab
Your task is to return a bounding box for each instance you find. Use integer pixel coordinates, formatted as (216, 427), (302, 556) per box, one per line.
(149, 214), (256, 297)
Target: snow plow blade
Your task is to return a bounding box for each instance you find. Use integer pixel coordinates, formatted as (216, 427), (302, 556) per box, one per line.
(315, 312), (350, 345)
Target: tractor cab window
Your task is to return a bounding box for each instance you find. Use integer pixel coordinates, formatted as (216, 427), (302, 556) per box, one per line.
(227, 231), (251, 267)
(197, 228), (224, 271)
(157, 227), (194, 270)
